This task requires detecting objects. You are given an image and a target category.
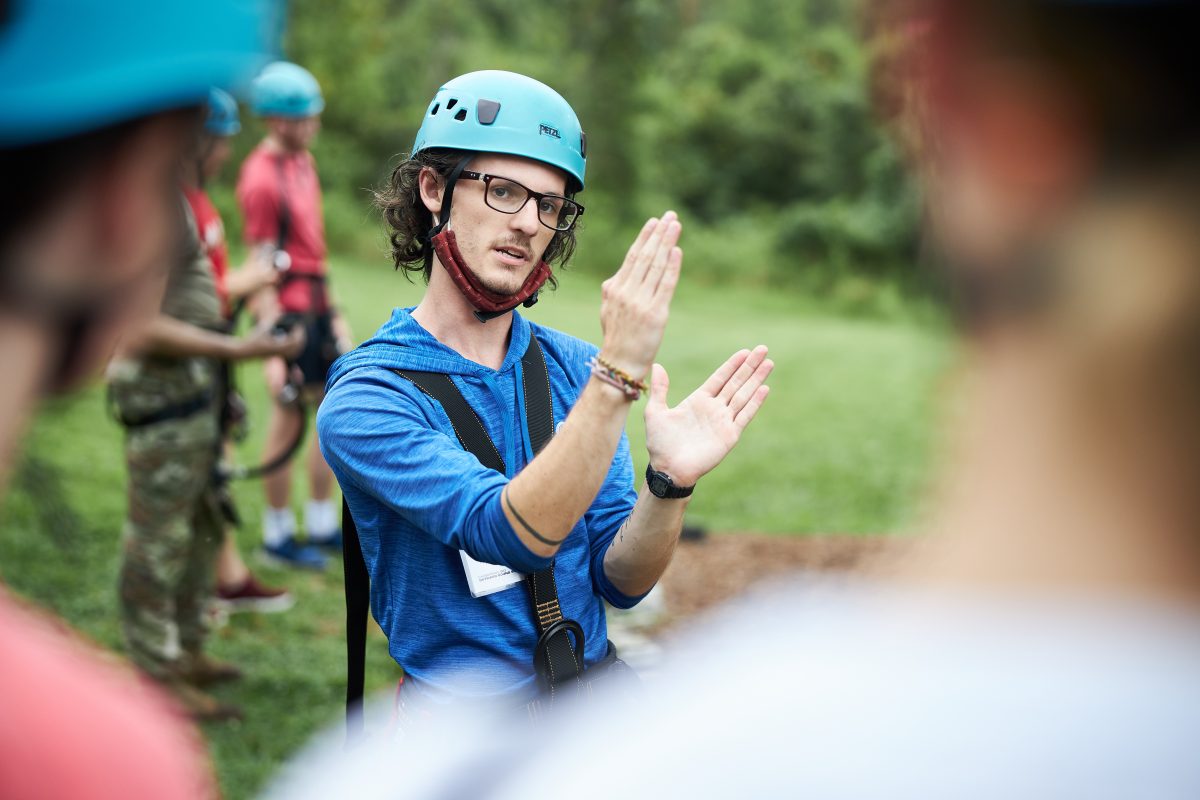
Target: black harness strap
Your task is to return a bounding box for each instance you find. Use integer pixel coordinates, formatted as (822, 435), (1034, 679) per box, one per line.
(394, 371), (506, 473)
(519, 337), (586, 700)
(343, 498), (369, 740)
(341, 335), (583, 738)
(273, 153), (292, 257)
(273, 154), (329, 314)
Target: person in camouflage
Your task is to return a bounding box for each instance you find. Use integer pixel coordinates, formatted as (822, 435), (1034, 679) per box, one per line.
(109, 195), (303, 721)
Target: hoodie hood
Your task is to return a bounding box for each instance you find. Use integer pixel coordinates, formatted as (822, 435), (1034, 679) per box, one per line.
(326, 307), (532, 393)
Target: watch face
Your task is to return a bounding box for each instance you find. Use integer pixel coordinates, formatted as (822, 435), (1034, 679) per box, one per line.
(647, 466), (690, 498)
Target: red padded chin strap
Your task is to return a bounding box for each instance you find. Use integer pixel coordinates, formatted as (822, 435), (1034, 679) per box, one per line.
(432, 229), (551, 317)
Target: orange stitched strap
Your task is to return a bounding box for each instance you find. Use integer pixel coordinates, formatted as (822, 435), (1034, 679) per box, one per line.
(536, 598), (563, 626)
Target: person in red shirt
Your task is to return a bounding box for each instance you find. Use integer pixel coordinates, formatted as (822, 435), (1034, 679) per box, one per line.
(0, 0), (281, 796)
(183, 88), (295, 612)
(237, 62), (351, 569)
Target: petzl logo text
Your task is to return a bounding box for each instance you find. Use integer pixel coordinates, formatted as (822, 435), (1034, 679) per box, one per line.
(539, 124), (561, 139)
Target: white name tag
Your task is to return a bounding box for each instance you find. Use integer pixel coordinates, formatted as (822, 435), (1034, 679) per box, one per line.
(459, 551), (524, 598)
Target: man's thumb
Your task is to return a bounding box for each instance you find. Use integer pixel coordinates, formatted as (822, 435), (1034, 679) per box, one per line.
(647, 363), (669, 411)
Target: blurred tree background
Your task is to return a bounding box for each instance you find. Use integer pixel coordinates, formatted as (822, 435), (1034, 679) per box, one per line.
(211, 0), (922, 312)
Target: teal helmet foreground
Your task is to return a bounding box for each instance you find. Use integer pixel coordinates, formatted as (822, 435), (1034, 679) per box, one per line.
(206, 89), (241, 137)
(412, 70), (587, 192)
(0, 0), (283, 147)
(251, 62), (325, 118)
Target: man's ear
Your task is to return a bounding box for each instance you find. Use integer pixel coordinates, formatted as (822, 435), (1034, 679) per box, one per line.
(418, 166), (444, 219)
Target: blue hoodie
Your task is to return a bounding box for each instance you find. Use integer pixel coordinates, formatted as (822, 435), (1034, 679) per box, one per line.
(318, 307), (641, 702)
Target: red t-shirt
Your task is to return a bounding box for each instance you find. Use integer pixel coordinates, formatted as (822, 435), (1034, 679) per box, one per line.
(183, 186), (230, 318)
(235, 143), (328, 314)
(0, 591), (215, 799)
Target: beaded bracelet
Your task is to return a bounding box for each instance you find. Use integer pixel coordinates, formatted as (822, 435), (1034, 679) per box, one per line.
(587, 356), (647, 401)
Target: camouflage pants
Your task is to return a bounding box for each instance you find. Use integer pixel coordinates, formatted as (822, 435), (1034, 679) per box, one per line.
(118, 413), (222, 678)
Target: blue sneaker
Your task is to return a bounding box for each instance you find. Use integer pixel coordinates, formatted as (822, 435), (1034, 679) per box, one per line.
(308, 529), (343, 552)
(262, 536), (327, 570)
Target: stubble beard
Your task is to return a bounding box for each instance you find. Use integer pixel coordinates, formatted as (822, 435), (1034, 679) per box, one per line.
(458, 229), (538, 297)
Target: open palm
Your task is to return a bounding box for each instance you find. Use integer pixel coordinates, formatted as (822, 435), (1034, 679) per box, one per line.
(643, 346), (773, 488)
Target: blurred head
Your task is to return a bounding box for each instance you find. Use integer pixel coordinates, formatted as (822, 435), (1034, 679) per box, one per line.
(871, 0), (1200, 321)
(375, 71), (586, 293)
(871, 0), (1200, 573)
(0, 0), (282, 393)
(196, 88), (240, 180)
(266, 115), (321, 152)
(251, 61), (325, 152)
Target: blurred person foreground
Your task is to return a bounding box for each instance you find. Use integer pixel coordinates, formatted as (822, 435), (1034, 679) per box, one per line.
(270, 1), (1200, 798)
(0, 0), (282, 796)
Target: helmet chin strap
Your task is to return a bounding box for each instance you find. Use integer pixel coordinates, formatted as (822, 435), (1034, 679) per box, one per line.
(422, 157), (552, 324)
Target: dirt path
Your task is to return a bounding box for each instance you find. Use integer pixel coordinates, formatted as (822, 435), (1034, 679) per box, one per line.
(656, 532), (898, 622)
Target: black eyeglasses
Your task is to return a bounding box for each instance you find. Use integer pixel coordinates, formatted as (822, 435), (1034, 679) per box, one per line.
(459, 170), (584, 232)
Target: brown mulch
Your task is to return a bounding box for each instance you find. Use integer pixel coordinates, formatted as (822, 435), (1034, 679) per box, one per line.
(656, 532), (904, 623)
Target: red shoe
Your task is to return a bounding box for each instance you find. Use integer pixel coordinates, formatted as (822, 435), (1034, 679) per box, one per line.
(214, 574), (295, 614)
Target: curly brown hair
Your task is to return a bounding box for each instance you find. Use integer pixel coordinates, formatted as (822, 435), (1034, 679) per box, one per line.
(374, 148), (578, 286)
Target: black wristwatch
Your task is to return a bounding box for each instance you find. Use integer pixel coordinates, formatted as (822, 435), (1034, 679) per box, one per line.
(646, 464), (695, 499)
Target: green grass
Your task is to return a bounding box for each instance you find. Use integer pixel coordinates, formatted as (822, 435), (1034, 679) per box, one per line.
(0, 253), (950, 798)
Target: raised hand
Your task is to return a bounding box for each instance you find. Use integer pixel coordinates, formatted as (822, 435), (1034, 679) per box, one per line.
(598, 211), (683, 382)
(643, 346), (773, 487)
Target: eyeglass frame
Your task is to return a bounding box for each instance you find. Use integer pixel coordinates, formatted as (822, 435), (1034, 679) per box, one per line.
(457, 169), (585, 232)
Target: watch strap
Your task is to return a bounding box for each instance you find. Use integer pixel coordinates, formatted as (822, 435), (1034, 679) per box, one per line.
(646, 463), (695, 499)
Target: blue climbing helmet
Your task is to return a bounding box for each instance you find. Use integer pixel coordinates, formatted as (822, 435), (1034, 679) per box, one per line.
(412, 70), (587, 192)
(206, 88), (242, 137)
(250, 61), (325, 119)
(0, 0), (283, 148)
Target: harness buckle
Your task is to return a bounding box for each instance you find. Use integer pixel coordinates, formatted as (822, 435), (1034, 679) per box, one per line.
(532, 618), (586, 694)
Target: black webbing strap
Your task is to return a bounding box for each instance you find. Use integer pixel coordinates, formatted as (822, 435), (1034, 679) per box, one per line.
(273, 154), (329, 314)
(519, 337), (586, 700)
(343, 498), (369, 740)
(341, 335), (585, 737)
(395, 371), (506, 473)
(116, 389), (214, 429)
(273, 154), (292, 256)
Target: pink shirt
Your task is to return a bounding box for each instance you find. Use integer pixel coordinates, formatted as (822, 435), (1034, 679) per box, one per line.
(0, 591), (214, 799)
(236, 143), (328, 314)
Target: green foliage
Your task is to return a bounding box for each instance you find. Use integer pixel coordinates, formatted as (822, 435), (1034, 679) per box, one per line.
(206, 0), (922, 297)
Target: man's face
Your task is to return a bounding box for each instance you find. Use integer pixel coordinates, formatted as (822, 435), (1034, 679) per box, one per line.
(200, 135), (234, 181)
(271, 115), (320, 151)
(442, 154), (566, 297)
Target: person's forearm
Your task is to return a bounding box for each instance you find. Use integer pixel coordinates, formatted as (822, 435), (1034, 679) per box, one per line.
(127, 316), (239, 360)
(501, 377), (633, 558)
(602, 485), (688, 597)
(503, 211), (684, 560)
(224, 265), (269, 300)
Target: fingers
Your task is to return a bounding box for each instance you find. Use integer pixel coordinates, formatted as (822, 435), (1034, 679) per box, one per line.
(653, 245), (683, 301)
(729, 356), (774, 417)
(734, 385), (770, 431)
(613, 211), (680, 289)
(611, 217), (659, 290)
(700, 349), (751, 396)
(638, 214), (681, 289)
(718, 345), (769, 404)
